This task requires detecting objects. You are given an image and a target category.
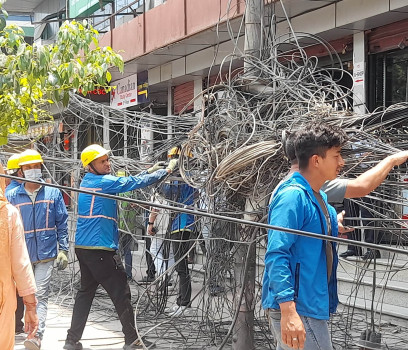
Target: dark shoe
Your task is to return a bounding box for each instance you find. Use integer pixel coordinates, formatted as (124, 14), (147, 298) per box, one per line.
(63, 339), (83, 350)
(362, 249), (381, 261)
(15, 327), (25, 335)
(209, 285), (225, 296)
(138, 276), (155, 284)
(123, 338), (156, 349)
(339, 250), (358, 258)
(24, 336), (41, 350)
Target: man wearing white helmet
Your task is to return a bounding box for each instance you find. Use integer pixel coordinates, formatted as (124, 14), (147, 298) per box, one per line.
(64, 144), (177, 350)
(7, 149), (69, 350)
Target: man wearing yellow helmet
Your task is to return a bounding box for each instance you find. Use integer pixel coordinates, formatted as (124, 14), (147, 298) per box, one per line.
(5, 153), (22, 195)
(64, 144), (177, 350)
(5, 152), (28, 336)
(0, 162), (38, 350)
(168, 146), (193, 158)
(157, 146), (195, 317)
(7, 149), (69, 350)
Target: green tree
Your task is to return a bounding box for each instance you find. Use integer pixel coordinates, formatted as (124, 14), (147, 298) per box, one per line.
(0, 1), (124, 144)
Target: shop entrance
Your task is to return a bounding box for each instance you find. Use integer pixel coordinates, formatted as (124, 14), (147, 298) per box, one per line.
(369, 49), (408, 110)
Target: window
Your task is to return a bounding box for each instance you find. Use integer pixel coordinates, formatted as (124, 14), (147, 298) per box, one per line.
(370, 49), (408, 110)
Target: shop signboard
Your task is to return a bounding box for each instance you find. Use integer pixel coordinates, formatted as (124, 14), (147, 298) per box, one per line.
(137, 71), (149, 104)
(353, 61), (365, 87)
(110, 73), (138, 109)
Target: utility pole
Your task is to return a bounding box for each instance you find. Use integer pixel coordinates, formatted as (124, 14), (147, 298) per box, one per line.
(244, 0), (263, 72)
(232, 1), (264, 350)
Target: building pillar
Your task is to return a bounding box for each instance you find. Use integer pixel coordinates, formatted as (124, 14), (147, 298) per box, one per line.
(141, 107), (154, 162)
(72, 117), (80, 222)
(193, 78), (203, 117)
(167, 85), (173, 139)
(123, 115), (128, 158)
(353, 31), (367, 114)
(103, 107), (110, 149)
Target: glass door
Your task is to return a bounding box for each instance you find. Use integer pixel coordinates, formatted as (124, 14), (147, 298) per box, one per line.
(370, 49), (408, 110)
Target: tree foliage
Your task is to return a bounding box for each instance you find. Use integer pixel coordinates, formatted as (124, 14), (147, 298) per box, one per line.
(0, 2), (124, 144)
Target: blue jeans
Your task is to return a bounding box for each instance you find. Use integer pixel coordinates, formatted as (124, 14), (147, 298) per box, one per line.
(267, 309), (333, 350)
(33, 260), (54, 339)
(150, 236), (175, 276)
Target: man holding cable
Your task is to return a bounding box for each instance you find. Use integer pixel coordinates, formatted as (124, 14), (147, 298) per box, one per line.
(63, 144), (177, 350)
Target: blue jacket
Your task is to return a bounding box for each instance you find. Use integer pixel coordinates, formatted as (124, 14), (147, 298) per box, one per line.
(7, 182), (69, 263)
(262, 172), (339, 320)
(75, 170), (168, 250)
(5, 179), (21, 196)
(160, 181), (195, 233)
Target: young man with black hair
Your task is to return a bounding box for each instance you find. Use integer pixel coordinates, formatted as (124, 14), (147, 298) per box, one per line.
(276, 130), (408, 260)
(262, 123), (347, 350)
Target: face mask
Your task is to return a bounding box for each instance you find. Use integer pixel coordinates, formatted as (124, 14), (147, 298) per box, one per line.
(23, 169), (42, 181)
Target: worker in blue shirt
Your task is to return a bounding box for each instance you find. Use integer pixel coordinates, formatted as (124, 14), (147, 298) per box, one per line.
(158, 146), (196, 317)
(5, 153), (22, 196)
(7, 149), (69, 350)
(64, 144), (177, 350)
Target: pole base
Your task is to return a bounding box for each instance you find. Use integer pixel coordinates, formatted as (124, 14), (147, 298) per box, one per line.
(355, 330), (385, 350)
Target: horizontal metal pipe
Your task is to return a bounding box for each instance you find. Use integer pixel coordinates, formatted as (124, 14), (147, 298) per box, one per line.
(1, 173), (408, 256)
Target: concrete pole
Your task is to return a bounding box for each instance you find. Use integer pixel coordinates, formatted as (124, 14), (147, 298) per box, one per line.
(232, 2), (264, 350)
(244, 0), (263, 72)
(232, 199), (262, 350)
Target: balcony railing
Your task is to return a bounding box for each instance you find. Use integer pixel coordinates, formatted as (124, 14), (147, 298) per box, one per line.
(92, 0), (166, 33)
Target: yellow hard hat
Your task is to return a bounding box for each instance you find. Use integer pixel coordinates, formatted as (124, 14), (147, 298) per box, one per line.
(6, 153), (21, 171)
(168, 147), (181, 158)
(168, 146), (193, 158)
(81, 144), (110, 167)
(18, 149), (43, 166)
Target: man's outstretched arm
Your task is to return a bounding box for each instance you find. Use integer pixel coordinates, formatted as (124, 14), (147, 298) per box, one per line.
(345, 151), (408, 198)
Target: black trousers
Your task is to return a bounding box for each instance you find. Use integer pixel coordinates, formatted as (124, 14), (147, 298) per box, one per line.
(344, 198), (379, 251)
(15, 293), (24, 331)
(172, 230), (192, 307)
(66, 248), (138, 345)
(145, 236), (156, 278)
